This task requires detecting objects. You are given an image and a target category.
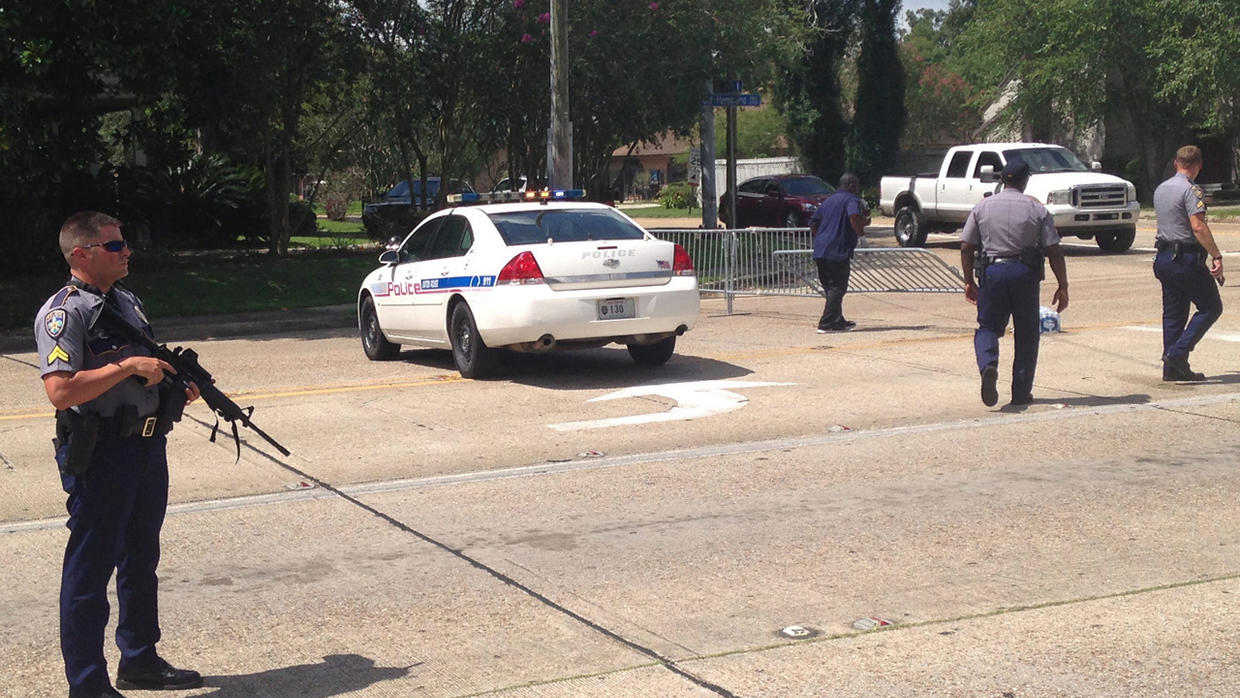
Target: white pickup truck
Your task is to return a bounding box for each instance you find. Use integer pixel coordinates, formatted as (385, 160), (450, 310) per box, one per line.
(879, 142), (1140, 252)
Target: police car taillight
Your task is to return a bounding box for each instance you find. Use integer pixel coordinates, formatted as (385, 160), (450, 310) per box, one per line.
(672, 244), (694, 276)
(497, 251), (545, 284)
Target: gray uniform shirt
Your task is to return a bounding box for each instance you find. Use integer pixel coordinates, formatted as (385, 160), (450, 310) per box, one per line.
(1153, 172), (1205, 243)
(961, 188), (1059, 257)
(35, 280), (160, 418)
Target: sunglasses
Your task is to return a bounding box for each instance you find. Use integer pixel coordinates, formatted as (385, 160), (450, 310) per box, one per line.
(79, 240), (129, 253)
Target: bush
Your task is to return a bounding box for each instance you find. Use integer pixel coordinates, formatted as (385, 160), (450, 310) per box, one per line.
(362, 205), (428, 243)
(657, 181), (697, 210)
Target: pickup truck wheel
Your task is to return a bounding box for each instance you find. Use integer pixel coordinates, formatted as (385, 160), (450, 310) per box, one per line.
(894, 206), (928, 247)
(1095, 227), (1135, 253)
(360, 295), (400, 361)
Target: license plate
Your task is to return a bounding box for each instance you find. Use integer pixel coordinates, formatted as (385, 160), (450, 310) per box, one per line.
(597, 298), (635, 320)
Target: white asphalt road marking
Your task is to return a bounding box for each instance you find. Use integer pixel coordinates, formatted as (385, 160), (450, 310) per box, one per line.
(1124, 326), (1240, 342)
(546, 379), (794, 431)
(5, 391), (1237, 534)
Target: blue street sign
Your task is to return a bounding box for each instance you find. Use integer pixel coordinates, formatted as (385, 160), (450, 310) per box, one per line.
(708, 93), (761, 108)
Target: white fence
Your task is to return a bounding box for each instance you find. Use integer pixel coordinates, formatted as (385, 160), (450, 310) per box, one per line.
(648, 227), (965, 314)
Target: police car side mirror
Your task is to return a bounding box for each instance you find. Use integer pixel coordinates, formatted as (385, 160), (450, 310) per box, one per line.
(378, 250), (399, 265)
(979, 165), (999, 184)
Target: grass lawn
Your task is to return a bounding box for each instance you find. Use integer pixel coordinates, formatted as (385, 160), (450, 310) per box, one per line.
(618, 205), (700, 218)
(4, 250), (378, 331)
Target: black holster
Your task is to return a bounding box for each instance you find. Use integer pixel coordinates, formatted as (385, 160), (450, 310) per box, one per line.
(54, 410), (100, 476)
(973, 254), (991, 286)
(1018, 246), (1046, 280)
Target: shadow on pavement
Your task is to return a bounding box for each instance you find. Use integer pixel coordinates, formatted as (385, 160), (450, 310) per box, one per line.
(198, 653), (417, 697)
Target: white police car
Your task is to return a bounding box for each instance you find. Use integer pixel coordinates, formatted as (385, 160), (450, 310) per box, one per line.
(357, 190), (699, 377)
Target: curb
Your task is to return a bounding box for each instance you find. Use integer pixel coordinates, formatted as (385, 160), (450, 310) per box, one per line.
(2, 304), (357, 355)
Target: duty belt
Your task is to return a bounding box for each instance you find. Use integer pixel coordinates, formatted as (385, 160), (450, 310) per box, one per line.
(989, 255), (1022, 264)
(1155, 239), (1203, 254)
(97, 414), (162, 439)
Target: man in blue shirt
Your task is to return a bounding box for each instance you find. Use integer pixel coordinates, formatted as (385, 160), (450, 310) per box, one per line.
(809, 173), (870, 332)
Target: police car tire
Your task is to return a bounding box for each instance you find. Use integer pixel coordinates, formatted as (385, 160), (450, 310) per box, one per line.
(361, 295), (400, 361)
(627, 336), (676, 366)
(894, 206), (928, 247)
(783, 210), (801, 229)
(450, 302), (496, 378)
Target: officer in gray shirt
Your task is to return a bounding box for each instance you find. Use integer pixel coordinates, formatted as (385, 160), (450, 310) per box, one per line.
(35, 212), (202, 698)
(960, 159), (1070, 407)
(1152, 145), (1225, 381)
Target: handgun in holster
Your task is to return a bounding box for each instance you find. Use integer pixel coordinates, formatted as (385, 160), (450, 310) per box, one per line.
(1018, 246), (1046, 280)
(54, 409), (100, 477)
(973, 253), (991, 287)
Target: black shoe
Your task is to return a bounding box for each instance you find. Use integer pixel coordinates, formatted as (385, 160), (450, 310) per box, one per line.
(116, 657), (203, 691)
(1009, 394), (1034, 406)
(980, 364), (998, 407)
(1162, 353), (1205, 382)
(70, 687), (127, 698)
(819, 320), (855, 332)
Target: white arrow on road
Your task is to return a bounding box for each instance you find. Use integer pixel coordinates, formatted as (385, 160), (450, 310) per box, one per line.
(547, 379), (794, 431)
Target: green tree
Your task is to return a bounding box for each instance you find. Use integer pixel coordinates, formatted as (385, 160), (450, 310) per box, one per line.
(897, 3), (979, 149)
(775, 0), (858, 182)
(953, 0), (1183, 197)
(845, 0), (903, 185)
(1149, 0), (1240, 137)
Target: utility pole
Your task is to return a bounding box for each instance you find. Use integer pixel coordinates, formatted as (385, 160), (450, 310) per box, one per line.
(700, 79), (718, 228)
(548, 0), (572, 189)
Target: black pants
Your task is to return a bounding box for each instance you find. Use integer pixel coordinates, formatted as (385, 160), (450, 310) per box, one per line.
(815, 257), (851, 328)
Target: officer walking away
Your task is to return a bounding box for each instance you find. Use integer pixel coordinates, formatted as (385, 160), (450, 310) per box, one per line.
(810, 172), (870, 332)
(34, 212), (203, 698)
(960, 160), (1069, 407)
(1152, 145), (1225, 381)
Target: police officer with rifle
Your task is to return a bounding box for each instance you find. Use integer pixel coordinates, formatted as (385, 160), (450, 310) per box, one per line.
(34, 212), (283, 697)
(960, 160), (1070, 407)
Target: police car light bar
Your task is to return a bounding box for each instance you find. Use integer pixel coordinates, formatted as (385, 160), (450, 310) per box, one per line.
(447, 189), (587, 205)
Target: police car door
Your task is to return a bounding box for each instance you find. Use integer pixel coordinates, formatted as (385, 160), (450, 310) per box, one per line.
(410, 214), (474, 343)
(381, 216), (443, 341)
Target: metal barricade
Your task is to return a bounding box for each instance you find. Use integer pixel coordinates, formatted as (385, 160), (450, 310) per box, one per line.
(649, 228), (963, 314)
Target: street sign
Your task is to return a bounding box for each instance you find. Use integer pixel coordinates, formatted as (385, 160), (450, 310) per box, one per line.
(708, 93), (761, 108)
(687, 145), (702, 187)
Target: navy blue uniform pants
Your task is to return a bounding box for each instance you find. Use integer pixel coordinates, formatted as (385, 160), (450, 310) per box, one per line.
(59, 435), (168, 695)
(975, 261), (1041, 401)
(815, 257), (851, 328)
(1153, 249), (1223, 360)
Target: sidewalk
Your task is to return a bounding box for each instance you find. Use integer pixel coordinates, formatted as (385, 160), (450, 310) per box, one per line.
(1, 304), (356, 355)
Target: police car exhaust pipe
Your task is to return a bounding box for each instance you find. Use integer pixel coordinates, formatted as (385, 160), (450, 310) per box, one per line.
(510, 334), (557, 353)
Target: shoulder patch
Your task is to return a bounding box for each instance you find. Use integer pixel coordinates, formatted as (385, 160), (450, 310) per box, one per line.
(44, 309), (67, 338)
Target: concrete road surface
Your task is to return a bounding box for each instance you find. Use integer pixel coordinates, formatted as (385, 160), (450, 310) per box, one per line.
(1, 222), (1237, 697)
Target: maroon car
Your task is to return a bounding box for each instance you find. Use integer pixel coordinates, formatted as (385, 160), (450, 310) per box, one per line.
(719, 174), (836, 229)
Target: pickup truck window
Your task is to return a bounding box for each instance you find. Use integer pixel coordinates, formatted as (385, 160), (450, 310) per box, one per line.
(974, 152), (1002, 178)
(945, 151), (972, 178)
(1002, 147), (1089, 173)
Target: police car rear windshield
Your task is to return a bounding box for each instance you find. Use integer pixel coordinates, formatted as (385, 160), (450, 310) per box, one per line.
(489, 209), (645, 245)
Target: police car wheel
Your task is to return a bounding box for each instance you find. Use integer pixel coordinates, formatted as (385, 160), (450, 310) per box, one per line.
(783, 210), (801, 229)
(627, 336), (676, 367)
(449, 302), (496, 378)
(360, 295), (400, 361)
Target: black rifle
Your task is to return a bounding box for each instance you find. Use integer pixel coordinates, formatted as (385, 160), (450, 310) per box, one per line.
(95, 301), (291, 460)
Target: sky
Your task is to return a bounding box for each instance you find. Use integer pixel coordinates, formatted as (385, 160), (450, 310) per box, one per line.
(901, 0), (953, 12)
